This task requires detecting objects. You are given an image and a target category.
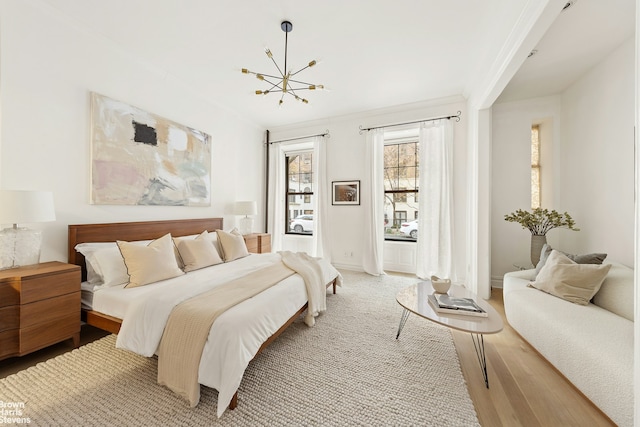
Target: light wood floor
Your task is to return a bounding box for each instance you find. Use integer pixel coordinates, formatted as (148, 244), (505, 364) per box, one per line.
(451, 287), (615, 427)
(0, 289), (615, 426)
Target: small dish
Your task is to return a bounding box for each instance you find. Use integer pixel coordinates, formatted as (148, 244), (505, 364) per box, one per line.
(430, 275), (451, 293)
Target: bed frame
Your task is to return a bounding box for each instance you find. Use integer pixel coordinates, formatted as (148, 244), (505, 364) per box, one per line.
(68, 217), (335, 410)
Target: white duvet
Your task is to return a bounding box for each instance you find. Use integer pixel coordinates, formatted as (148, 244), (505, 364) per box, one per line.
(107, 252), (340, 417)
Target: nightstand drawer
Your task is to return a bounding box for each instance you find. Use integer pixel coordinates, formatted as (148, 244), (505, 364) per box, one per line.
(0, 305), (19, 332)
(0, 281), (20, 308)
(20, 270), (80, 304)
(0, 329), (18, 358)
(0, 262), (81, 361)
(20, 313), (80, 355)
(21, 292), (80, 328)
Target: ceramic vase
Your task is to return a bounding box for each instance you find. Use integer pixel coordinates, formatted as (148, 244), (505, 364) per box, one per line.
(530, 234), (547, 267)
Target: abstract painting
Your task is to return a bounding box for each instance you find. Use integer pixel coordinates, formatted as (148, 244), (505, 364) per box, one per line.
(90, 92), (211, 206)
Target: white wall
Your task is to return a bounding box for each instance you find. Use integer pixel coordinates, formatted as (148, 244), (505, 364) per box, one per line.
(0, 1), (265, 262)
(491, 37), (635, 286)
(270, 97), (468, 280)
(491, 96), (562, 286)
(559, 37), (635, 266)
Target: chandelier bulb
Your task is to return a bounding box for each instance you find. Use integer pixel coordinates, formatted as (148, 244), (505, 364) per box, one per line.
(256, 74), (264, 81)
(242, 68), (249, 74)
(308, 60), (317, 67)
(265, 48), (273, 58)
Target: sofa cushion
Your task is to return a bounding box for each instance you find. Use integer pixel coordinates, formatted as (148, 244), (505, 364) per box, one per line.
(530, 250), (611, 305)
(535, 243), (607, 275)
(592, 262), (634, 321)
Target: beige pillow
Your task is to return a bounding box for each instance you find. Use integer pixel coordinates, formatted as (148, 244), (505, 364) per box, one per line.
(117, 233), (184, 288)
(216, 228), (250, 262)
(176, 235), (223, 272)
(530, 250), (612, 305)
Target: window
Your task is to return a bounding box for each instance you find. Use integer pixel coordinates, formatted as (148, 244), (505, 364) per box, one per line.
(286, 152), (313, 235)
(384, 141), (419, 241)
(531, 125), (541, 209)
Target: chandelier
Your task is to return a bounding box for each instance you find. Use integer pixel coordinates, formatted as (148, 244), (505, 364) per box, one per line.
(242, 21), (324, 106)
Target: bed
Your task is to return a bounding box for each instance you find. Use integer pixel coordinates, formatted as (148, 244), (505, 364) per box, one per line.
(68, 217), (340, 417)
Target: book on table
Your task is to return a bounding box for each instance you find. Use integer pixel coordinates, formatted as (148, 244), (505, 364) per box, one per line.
(428, 294), (488, 317)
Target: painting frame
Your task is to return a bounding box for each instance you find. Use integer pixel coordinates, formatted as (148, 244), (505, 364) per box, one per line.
(332, 180), (360, 205)
(90, 92), (211, 206)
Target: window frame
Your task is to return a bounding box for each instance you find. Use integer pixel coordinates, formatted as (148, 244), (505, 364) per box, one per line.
(285, 150), (314, 236)
(383, 138), (420, 242)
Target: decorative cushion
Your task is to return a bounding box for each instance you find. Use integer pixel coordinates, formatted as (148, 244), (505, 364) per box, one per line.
(535, 243), (607, 275)
(176, 231), (224, 272)
(216, 228), (250, 262)
(117, 233), (184, 288)
(530, 250), (611, 305)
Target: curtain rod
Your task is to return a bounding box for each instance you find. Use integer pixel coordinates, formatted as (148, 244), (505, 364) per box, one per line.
(358, 111), (461, 134)
(268, 130), (330, 144)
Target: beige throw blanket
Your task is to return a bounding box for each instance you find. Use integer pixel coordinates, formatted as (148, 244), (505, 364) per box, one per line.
(280, 251), (327, 326)
(157, 262), (295, 407)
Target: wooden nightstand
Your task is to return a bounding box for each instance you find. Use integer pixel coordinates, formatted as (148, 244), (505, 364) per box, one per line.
(243, 233), (271, 254)
(0, 261), (81, 361)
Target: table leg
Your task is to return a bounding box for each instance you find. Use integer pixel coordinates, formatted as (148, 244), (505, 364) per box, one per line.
(396, 309), (411, 339)
(471, 333), (489, 388)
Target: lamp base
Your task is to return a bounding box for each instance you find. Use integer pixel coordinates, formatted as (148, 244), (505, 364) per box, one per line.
(239, 216), (254, 235)
(0, 227), (42, 269)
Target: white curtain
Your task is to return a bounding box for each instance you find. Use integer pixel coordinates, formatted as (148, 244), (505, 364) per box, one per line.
(311, 135), (330, 260)
(362, 128), (385, 276)
(416, 120), (455, 280)
(267, 143), (286, 251)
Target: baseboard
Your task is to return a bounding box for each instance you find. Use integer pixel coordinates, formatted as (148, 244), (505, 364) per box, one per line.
(331, 262), (364, 272)
(491, 275), (503, 289)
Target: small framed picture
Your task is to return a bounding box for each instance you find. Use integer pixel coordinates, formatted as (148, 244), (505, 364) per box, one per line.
(332, 180), (360, 205)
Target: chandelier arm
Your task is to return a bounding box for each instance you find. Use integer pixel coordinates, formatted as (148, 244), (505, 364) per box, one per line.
(287, 77), (319, 85)
(290, 64), (315, 77)
(256, 72), (284, 81)
(268, 56), (285, 78)
(260, 77), (285, 91)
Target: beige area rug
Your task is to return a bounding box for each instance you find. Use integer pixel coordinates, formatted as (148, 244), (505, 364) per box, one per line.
(0, 270), (479, 426)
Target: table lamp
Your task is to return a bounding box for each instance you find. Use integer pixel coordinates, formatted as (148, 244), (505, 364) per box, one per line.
(0, 190), (56, 269)
(234, 201), (257, 235)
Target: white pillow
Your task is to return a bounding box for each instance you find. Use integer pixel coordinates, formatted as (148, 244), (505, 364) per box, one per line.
(530, 250), (612, 305)
(176, 236), (224, 272)
(75, 240), (151, 287)
(216, 228), (250, 262)
(117, 233), (184, 288)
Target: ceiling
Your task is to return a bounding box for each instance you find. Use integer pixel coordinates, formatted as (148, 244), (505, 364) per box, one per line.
(498, 0), (635, 103)
(38, 0), (635, 127)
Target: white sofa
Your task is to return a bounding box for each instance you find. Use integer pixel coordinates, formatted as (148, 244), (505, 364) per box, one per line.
(503, 262), (634, 427)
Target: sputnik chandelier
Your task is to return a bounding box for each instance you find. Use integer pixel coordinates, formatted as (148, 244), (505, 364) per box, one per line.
(242, 20), (324, 106)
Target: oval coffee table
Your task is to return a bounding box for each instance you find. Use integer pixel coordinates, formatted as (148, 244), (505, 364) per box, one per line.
(396, 281), (503, 387)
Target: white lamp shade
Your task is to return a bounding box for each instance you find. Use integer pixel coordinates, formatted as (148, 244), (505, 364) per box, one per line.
(234, 201), (257, 216)
(0, 190), (56, 225)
